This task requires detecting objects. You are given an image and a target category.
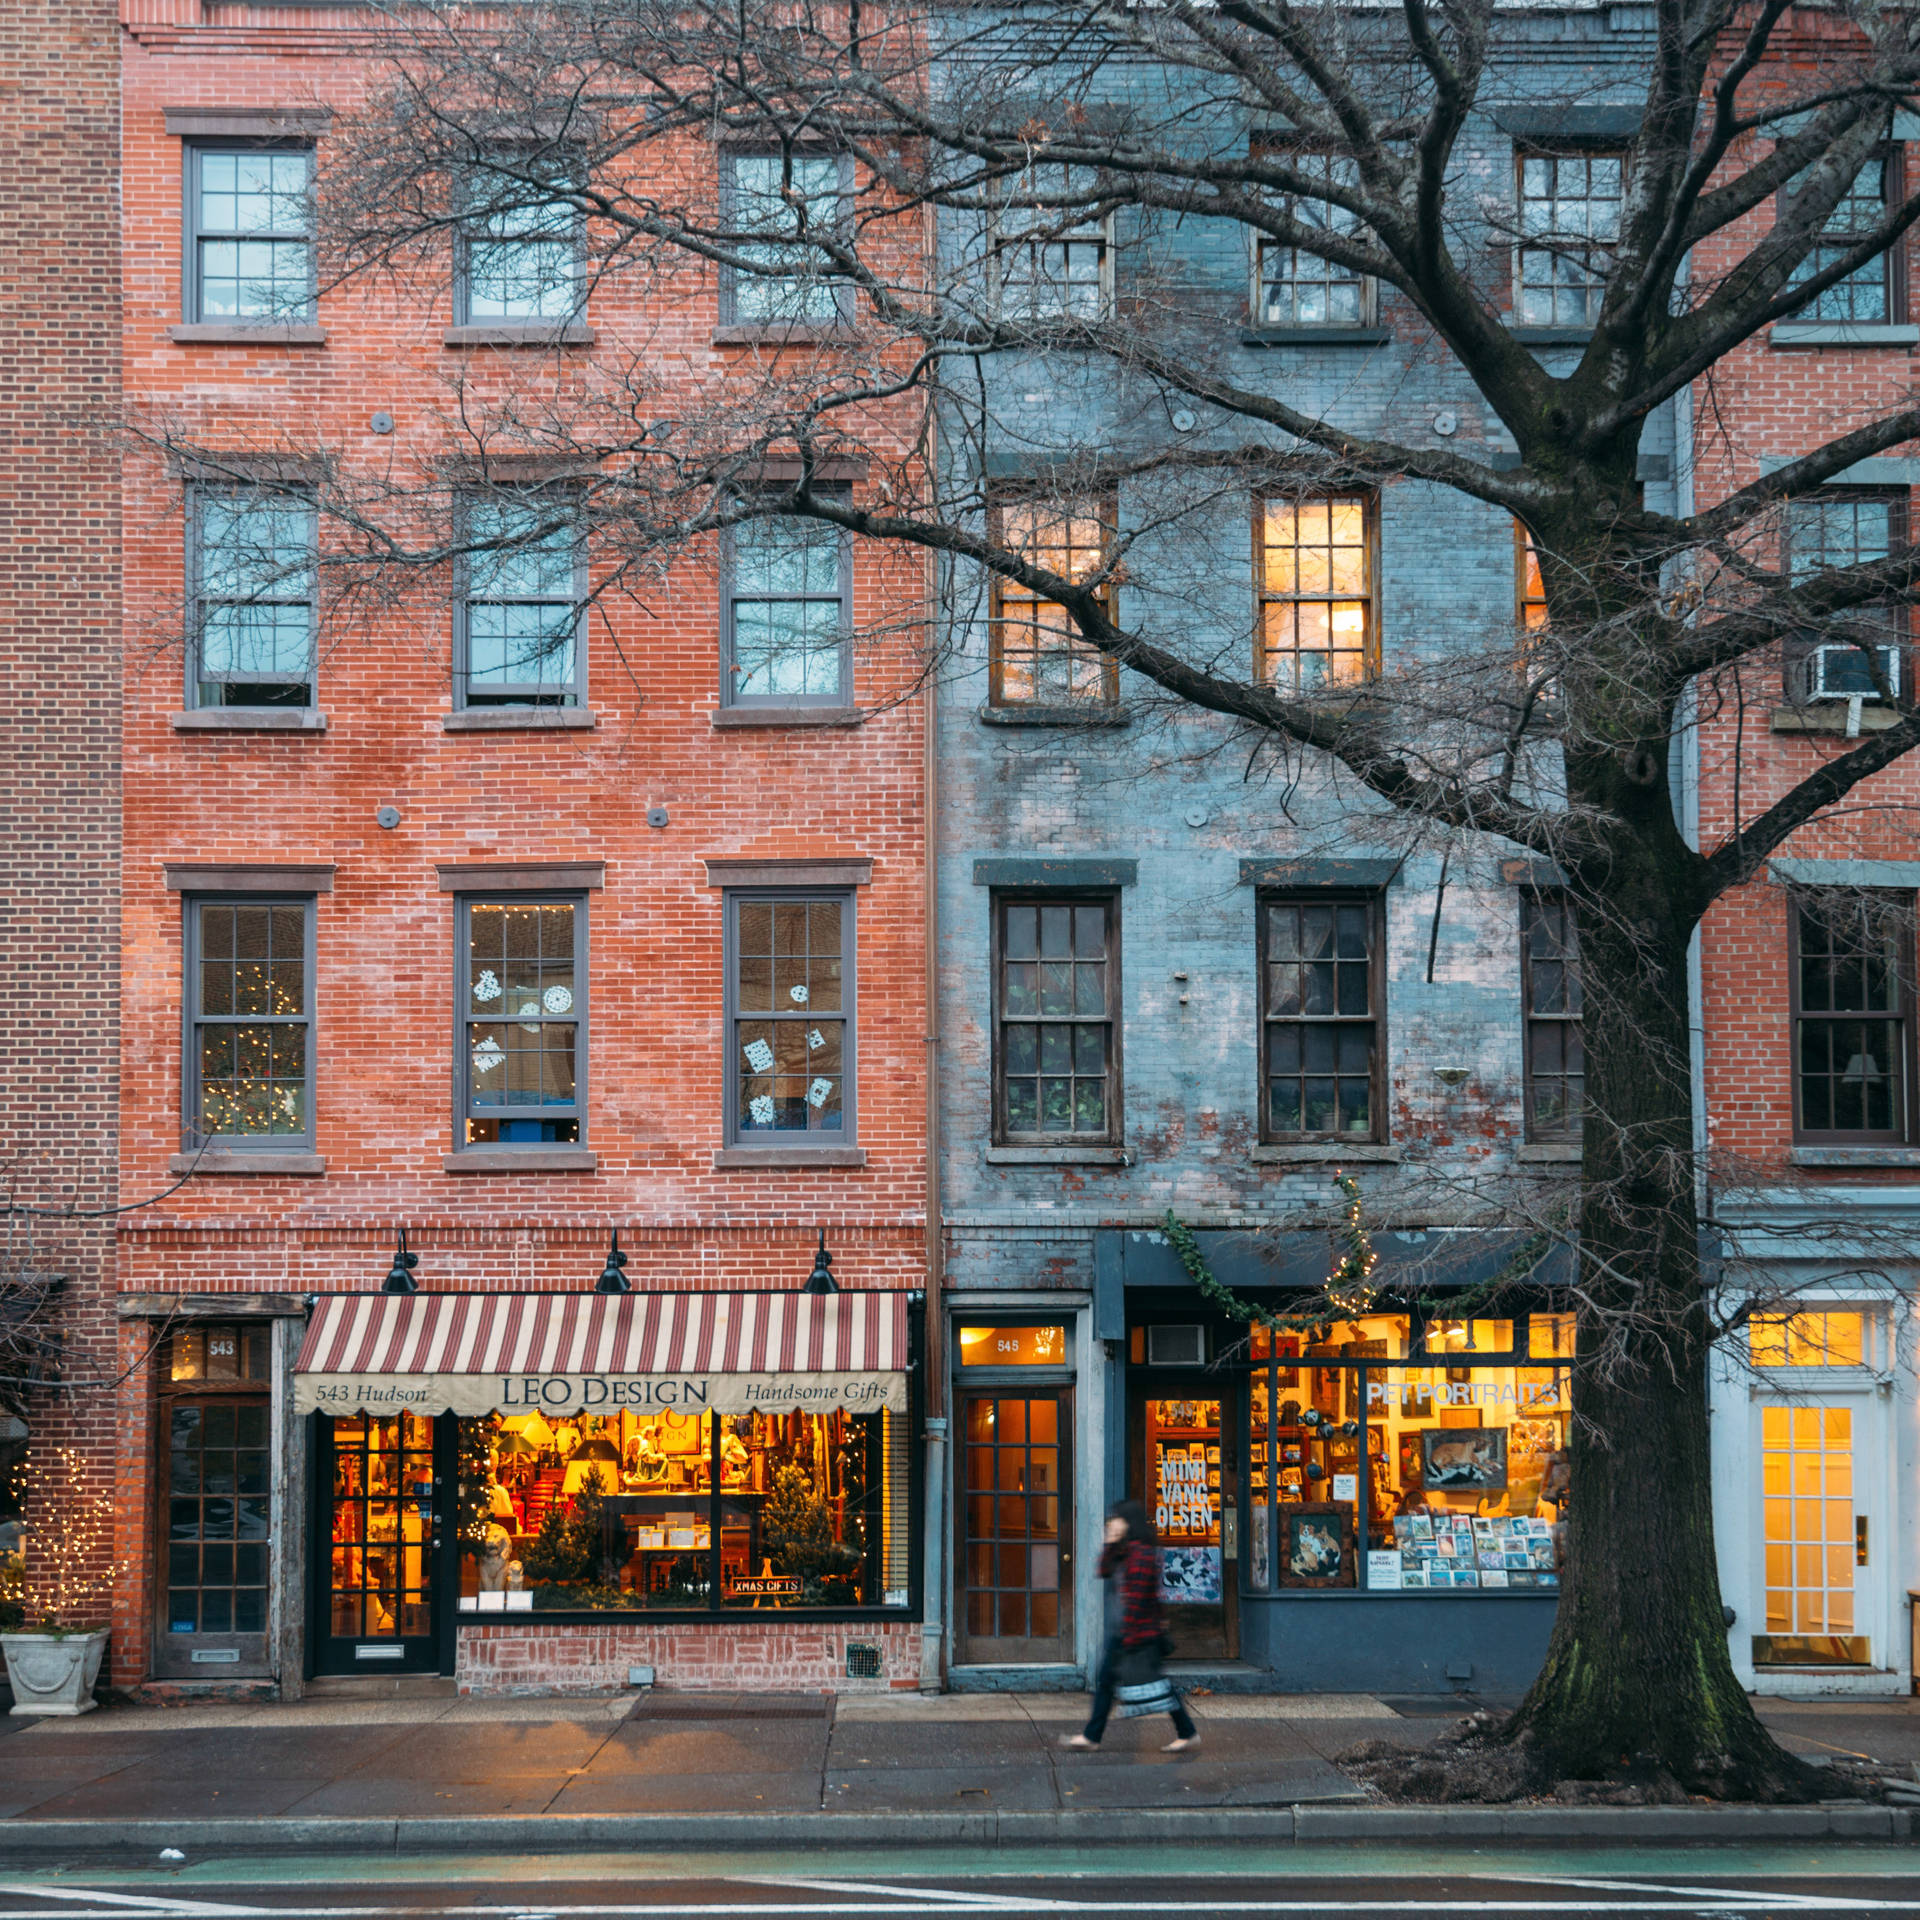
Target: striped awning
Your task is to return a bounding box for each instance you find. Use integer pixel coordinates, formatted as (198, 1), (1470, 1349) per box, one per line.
(292, 1290), (910, 1419)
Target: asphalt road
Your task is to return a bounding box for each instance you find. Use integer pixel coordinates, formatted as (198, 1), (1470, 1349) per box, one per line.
(4, 1849), (1920, 1918)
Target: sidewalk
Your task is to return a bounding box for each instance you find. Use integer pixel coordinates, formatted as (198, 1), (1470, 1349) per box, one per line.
(1, 1688), (1917, 1854)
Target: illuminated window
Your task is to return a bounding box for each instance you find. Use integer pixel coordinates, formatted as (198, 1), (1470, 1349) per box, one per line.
(186, 900), (312, 1148)
(1516, 524), (1549, 631)
(990, 498), (1117, 707)
(1750, 1310), (1867, 1368)
(1258, 496), (1374, 690)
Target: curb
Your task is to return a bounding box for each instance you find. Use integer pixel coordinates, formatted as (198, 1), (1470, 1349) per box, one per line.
(0, 1803), (1912, 1858)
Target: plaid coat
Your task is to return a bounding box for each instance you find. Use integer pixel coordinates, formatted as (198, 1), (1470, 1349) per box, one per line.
(1100, 1537), (1166, 1651)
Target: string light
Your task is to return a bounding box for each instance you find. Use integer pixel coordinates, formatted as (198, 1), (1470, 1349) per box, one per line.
(15, 1446), (125, 1633)
(1325, 1170), (1379, 1316)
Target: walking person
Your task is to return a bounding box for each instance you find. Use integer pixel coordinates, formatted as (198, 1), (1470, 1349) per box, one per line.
(1065, 1499), (1199, 1752)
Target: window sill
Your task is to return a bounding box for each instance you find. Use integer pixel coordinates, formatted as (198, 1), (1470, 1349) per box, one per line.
(711, 1145), (867, 1169)
(1239, 326), (1391, 347)
(977, 703), (1129, 729)
(710, 706), (864, 729)
(1252, 1142), (1400, 1164)
(1515, 1142), (1582, 1164)
(1789, 1145), (1920, 1168)
(1509, 326), (1595, 346)
(711, 323), (859, 347)
(442, 324), (595, 348)
(173, 709), (327, 733)
(168, 323), (327, 347)
(985, 1145), (1131, 1166)
(443, 1148), (599, 1173)
(442, 708), (596, 732)
(168, 1151), (326, 1176)
(1770, 704), (1903, 734)
(1770, 323), (1918, 349)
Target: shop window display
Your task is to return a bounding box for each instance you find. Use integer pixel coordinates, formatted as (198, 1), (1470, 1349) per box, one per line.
(456, 1405), (903, 1613)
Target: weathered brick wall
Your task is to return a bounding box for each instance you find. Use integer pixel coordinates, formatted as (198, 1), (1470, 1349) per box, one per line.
(0, 0), (122, 1635)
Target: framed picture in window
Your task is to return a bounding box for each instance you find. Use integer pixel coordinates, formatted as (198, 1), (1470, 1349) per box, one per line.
(1398, 1429), (1426, 1495)
(1275, 1335), (1301, 1389)
(1422, 1426), (1508, 1493)
(1277, 1502), (1355, 1589)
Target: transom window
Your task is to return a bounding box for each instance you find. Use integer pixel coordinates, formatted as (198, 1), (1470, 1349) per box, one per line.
(1516, 150), (1622, 328)
(1787, 151), (1900, 324)
(725, 153), (847, 325)
(1792, 893), (1911, 1141)
(1520, 894), (1583, 1141)
(1258, 495), (1374, 691)
(996, 164), (1109, 322)
(460, 167), (579, 322)
(1256, 153), (1369, 327)
(994, 895), (1119, 1143)
(991, 498), (1118, 707)
(1750, 1310), (1869, 1368)
(728, 894), (853, 1138)
(458, 499), (580, 707)
(191, 490), (316, 709)
(187, 900), (312, 1149)
(1261, 895), (1381, 1141)
(460, 899), (584, 1145)
(189, 147), (313, 323)
(724, 512), (850, 704)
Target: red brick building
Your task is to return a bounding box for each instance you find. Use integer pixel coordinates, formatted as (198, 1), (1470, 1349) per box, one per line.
(115, 0), (931, 1696)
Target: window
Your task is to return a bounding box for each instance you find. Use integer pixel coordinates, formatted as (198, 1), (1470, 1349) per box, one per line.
(1256, 153), (1370, 327)
(1516, 523), (1549, 632)
(994, 895), (1119, 1144)
(727, 894), (853, 1140)
(457, 498), (581, 708)
(188, 146), (313, 323)
(1787, 149), (1903, 324)
(1520, 894), (1583, 1140)
(996, 163), (1110, 321)
(1257, 496), (1374, 691)
(459, 898), (584, 1145)
(1784, 492), (1907, 703)
(723, 152), (848, 326)
(1260, 894), (1381, 1141)
(1792, 893), (1912, 1141)
(190, 490), (316, 708)
(456, 1405), (909, 1614)
(1516, 150), (1622, 328)
(458, 166), (579, 323)
(186, 900), (313, 1148)
(723, 511), (850, 705)
(990, 497), (1118, 707)
(1750, 1309), (1868, 1368)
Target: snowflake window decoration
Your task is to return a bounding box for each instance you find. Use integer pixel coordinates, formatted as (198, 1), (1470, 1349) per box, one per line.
(807, 1076), (834, 1108)
(807, 1028), (826, 1051)
(789, 984), (810, 1004)
(542, 984), (573, 1014)
(743, 1038), (775, 1073)
(471, 1037), (505, 1074)
(473, 969), (502, 1003)
(749, 1094), (776, 1126)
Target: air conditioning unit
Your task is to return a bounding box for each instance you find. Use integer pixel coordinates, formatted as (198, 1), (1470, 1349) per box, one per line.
(1147, 1324), (1206, 1367)
(1807, 641), (1900, 703)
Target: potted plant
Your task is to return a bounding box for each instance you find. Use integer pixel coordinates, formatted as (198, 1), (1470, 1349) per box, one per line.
(0, 1445), (122, 1716)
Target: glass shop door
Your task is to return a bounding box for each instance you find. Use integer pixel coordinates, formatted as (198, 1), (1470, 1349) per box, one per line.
(1134, 1385), (1238, 1659)
(956, 1391), (1074, 1663)
(315, 1411), (450, 1676)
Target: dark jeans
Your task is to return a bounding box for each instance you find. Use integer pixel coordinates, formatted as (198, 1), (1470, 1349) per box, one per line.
(1081, 1641), (1197, 1744)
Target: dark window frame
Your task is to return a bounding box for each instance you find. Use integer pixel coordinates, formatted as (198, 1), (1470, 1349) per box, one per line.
(992, 160), (1113, 323)
(1254, 491), (1380, 691)
(182, 140), (317, 325)
(721, 887), (859, 1147)
(1790, 890), (1916, 1145)
(453, 156), (585, 327)
(186, 484), (319, 710)
(182, 894), (317, 1153)
(453, 492), (586, 710)
(1781, 487), (1911, 706)
(1257, 888), (1387, 1145)
(1777, 142), (1908, 327)
(1251, 148), (1375, 329)
(987, 488), (1121, 709)
(1513, 144), (1625, 330)
(720, 494), (854, 708)
(990, 888), (1124, 1147)
(452, 892), (589, 1149)
(718, 148), (855, 328)
(1519, 891), (1583, 1142)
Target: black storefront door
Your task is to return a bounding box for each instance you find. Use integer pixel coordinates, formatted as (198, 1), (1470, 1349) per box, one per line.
(313, 1410), (452, 1675)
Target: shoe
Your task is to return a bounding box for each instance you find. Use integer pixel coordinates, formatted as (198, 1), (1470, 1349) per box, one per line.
(1163, 1735), (1199, 1752)
(1062, 1733), (1098, 1750)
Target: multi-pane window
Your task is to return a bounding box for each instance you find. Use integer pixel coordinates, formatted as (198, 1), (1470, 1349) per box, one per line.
(191, 490), (316, 708)
(996, 163), (1109, 321)
(189, 147), (313, 323)
(165, 1398), (272, 1640)
(1516, 151), (1622, 327)
(1784, 493), (1905, 702)
(729, 894), (853, 1138)
(187, 900), (312, 1148)
(1258, 496), (1374, 690)
(1793, 894), (1911, 1140)
(995, 896), (1118, 1143)
(1261, 895), (1380, 1141)
(1257, 154), (1369, 326)
(991, 498), (1117, 707)
(458, 499), (580, 707)
(725, 513), (850, 704)
(459, 167), (579, 322)
(1787, 152), (1899, 324)
(1520, 894), (1583, 1140)
(725, 153), (847, 325)
(460, 898), (584, 1145)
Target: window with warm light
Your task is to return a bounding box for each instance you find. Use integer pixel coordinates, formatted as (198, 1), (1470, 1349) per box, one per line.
(1749, 1310), (1868, 1368)
(990, 497), (1118, 707)
(1257, 496), (1374, 690)
(958, 1325), (1068, 1367)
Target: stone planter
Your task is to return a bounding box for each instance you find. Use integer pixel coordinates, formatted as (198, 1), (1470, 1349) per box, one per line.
(0, 1628), (109, 1715)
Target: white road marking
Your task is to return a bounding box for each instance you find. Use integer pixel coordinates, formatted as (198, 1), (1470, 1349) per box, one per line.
(1485, 1877), (1873, 1909)
(0, 1893), (265, 1917)
(742, 1882), (1068, 1909)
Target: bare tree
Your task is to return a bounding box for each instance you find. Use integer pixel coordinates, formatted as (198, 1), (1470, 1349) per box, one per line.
(132, 0), (1920, 1794)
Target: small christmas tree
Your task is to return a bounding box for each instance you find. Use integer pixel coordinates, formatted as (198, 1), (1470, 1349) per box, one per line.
(19, 1446), (124, 1633)
(520, 1466), (612, 1591)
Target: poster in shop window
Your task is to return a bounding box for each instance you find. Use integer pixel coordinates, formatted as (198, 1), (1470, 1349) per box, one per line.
(1154, 1449), (1222, 1603)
